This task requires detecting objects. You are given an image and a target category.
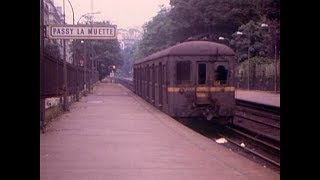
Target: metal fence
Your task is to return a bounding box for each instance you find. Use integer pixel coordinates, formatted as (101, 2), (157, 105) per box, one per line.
(40, 51), (100, 132)
(41, 52), (99, 98)
(235, 61), (280, 92)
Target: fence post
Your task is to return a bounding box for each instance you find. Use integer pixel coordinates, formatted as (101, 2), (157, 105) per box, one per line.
(40, 0), (46, 132)
(274, 45), (277, 92)
(76, 66), (80, 101)
(62, 0), (69, 111)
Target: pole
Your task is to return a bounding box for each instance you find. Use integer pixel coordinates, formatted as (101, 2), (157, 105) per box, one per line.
(62, 0), (69, 111)
(247, 47), (250, 90)
(274, 44), (277, 92)
(87, 44), (91, 93)
(67, 0), (79, 101)
(67, 0), (74, 25)
(83, 41), (88, 95)
(40, 0), (46, 132)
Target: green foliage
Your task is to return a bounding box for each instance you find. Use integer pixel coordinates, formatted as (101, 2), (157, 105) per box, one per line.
(244, 57), (275, 65)
(44, 43), (62, 60)
(236, 56), (273, 79)
(72, 21), (122, 79)
(123, 0), (281, 79)
(230, 20), (272, 62)
(138, 7), (174, 57)
(133, 0), (279, 60)
(118, 45), (135, 77)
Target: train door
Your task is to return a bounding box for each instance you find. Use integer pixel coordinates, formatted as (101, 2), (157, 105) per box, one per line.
(142, 66), (145, 98)
(152, 64), (155, 105)
(149, 65), (152, 103)
(138, 67), (141, 96)
(196, 62), (210, 104)
(197, 63), (207, 85)
(163, 63), (167, 111)
(158, 62), (163, 108)
(144, 66), (147, 99)
(211, 61), (235, 116)
(146, 66), (149, 101)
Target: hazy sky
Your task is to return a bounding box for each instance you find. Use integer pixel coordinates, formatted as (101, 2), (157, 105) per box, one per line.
(54, 0), (170, 29)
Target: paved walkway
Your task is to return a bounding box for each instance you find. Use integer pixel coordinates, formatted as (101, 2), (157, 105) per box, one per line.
(40, 83), (279, 180)
(236, 89), (280, 107)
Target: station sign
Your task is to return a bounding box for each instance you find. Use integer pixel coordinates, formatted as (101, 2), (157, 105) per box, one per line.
(48, 25), (117, 40)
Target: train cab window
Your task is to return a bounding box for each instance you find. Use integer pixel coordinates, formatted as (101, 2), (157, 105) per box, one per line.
(198, 63), (206, 84)
(215, 65), (228, 85)
(176, 61), (190, 84)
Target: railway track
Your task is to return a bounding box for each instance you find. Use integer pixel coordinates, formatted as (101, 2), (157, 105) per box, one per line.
(225, 100), (280, 169)
(116, 77), (280, 170)
(217, 123), (280, 169)
(234, 99), (280, 146)
(115, 77), (134, 91)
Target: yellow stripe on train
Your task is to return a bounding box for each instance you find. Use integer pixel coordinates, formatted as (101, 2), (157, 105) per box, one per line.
(196, 92), (209, 97)
(167, 86), (235, 92)
(167, 87), (195, 92)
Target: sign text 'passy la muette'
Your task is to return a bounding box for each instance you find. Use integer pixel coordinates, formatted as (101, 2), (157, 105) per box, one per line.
(48, 25), (117, 40)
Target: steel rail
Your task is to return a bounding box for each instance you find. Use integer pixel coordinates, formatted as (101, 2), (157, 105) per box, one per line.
(235, 113), (280, 129)
(216, 132), (280, 167)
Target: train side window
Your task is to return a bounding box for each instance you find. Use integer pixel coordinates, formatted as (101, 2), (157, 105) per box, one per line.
(215, 65), (228, 84)
(176, 61), (190, 84)
(198, 63), (206, 84)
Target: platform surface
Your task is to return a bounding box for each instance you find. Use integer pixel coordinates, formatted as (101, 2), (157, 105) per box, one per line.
(40, 83), (279, 180)
(236, 89), (280, 107)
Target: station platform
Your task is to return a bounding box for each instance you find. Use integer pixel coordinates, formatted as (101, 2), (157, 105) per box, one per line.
(40, 82), (279, 180)
(236, 89), (280, 107)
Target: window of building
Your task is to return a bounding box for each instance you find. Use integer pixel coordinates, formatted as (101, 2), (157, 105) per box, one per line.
(176, 61), (190, 84)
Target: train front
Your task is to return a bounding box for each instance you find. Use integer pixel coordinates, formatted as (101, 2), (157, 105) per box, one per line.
(194, 56), (236, 123)
(169, 41), (236, 123)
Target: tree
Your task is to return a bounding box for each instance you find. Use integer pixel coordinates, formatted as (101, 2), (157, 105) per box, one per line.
(133, 0), (279, 62)
(44, 42), (62, 60)
(230, 20), (271, 62)
(137, 6), (174, 58)
(72, 20), (122, 79)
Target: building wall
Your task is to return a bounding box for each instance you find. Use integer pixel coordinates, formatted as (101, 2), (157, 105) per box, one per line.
(44, 0), (69, 61)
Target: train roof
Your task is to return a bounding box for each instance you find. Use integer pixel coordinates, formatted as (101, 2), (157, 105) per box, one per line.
(134, 40), (235, 64)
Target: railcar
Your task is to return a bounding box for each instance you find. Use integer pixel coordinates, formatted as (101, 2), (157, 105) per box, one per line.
(133, 40), (235, 123)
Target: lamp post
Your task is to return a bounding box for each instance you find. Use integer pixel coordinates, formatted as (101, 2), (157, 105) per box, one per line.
(218, 36), (229, 46)
(236, 23), (275, 91)
(77, 12), (100, 94)
(218, 36), (226, 41)
(66, 0), (80, 101)
(235, 31), (251, 90)
(66, 0), (74, 25)
(40, 0), (46, 132)
(81, 40), (88, 95)
(264, 23), (278, 93)
(261, 23), (278, 92)
(62, 0), (69, 111)
(77, 12), (101, 24)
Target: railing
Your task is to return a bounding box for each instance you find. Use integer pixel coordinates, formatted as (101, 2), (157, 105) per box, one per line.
(41, 52), (99, 98)
(40, 51), (100, 132)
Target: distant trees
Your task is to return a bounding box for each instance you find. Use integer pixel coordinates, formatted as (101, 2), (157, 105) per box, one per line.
(118, 45), (135, 77)
(72, 21), (122, 80)
(90, 39), (122, 79)
(132, 0), (280, 63)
